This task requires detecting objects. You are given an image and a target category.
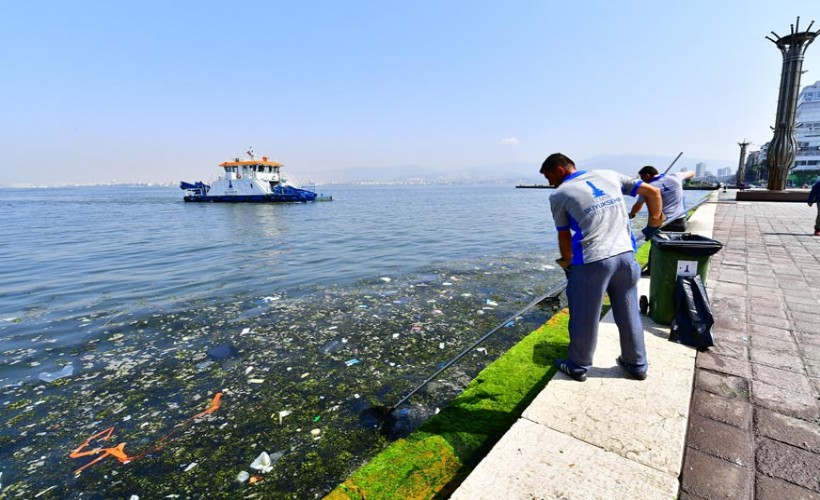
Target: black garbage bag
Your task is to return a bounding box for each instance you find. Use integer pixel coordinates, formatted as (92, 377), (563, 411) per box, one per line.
(669, 275), (714, 351)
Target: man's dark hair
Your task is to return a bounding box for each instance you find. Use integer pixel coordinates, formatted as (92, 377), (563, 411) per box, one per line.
(638, 166), (658, 177)
(540, 153), (575, 174)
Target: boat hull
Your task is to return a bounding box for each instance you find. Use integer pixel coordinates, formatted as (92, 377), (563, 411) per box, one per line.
(183, 192), (317, 203)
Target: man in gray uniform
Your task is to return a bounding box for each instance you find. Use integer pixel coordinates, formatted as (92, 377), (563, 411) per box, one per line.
(628, 166), (695, 232)
(541, 153), (663, 382)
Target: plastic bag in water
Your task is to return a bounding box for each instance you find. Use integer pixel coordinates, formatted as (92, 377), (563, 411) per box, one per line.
(39, 364), (74, 383)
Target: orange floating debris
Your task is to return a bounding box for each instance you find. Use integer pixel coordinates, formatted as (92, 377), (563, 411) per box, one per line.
(70, 392), (223, 474)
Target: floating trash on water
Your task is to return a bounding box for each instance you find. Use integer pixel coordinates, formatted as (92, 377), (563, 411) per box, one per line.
(248, 379), (265, 384)
(313, 416), (321, 422)
(277, 410), (292, 424)
(439, 342), (445, 349)
(505, 321), (515, 328)
(433, 309), (443, 315)
(236, 471), (250, 483)
(34, 485), (57, 497)
(250, 452), (273, 473)
(207, 344), (236, 360)
(183, 462), (197, 472)
(310, 429), (321, 436)
(344, 359), (360, 367)
(354, 393), (360, 399)
(300, 372), (310, 379)
(245, 366), (254, 375)
(380, 277), (391, 283)
(195, 360), (214, 372)
(259, 296), (280, 303)
(319, 339), (344, 355)
(38, 364), (74, 383)
(485, 299), (498, 306)
(442, 282), (453, 286)
(240, 328), (252, 335)
(477, 310), (485, 315)
(476, 347), (488, 355)
(129, 495), (139, 500)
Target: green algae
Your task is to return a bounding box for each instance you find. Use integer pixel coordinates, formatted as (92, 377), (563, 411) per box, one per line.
(1, 261), (560, 498)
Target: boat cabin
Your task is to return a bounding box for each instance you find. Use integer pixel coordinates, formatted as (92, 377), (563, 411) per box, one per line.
(219, 156), (284, 184)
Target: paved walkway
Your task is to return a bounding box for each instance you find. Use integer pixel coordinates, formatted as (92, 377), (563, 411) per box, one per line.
(452, 193), (820, 499)
(679, 193), (820, 499)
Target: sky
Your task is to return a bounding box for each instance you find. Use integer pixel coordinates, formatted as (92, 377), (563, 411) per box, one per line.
(2, 0), (820, 186)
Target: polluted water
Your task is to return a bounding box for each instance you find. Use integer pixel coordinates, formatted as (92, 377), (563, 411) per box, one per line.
(0, 255), (564, 498)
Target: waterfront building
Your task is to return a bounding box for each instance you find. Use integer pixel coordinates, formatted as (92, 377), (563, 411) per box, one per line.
(696, 162), (706, 177)
(794, 80), (820, 173)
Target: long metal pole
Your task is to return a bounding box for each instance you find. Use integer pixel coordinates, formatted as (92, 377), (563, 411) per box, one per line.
(662, 152), (684, 175)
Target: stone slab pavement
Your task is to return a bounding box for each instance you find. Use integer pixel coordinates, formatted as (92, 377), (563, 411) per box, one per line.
(452, 193), (820, 499)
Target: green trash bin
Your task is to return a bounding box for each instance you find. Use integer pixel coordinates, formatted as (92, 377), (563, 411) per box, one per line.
(646, 232), (723, 325)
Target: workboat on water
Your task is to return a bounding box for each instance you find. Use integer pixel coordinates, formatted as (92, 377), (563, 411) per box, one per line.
(180, 149), (331, 203)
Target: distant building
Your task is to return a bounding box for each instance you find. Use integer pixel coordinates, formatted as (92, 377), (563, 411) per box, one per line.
(794, 80), (820, 172)
(696, 162), (706, 177)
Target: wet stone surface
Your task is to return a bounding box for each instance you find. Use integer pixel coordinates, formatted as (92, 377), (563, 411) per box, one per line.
(0, 257), (563, 498)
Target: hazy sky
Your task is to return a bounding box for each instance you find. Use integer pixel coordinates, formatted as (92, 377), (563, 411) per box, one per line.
(2, 0), (819, 185)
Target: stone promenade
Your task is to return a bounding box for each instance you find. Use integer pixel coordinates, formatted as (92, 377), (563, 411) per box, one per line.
(452, 193), (820, 499)
(680, 193), (820, 499)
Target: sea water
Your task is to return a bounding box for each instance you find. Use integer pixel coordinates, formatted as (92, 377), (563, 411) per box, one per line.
(0, 184), (710, 497)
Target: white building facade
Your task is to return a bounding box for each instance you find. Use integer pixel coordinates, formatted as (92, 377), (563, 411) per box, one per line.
(794, 80), (820, 172)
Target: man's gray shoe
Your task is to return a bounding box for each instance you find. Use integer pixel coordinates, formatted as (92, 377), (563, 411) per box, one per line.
(555, 359), (587, 382)
(616, 356), (647, 381)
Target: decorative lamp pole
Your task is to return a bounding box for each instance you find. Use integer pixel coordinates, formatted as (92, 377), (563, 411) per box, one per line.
(765, 17), (820, 191)
(736, 140), (750, 187)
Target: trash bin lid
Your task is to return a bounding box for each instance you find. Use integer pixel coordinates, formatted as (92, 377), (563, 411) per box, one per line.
(651, 232), (723, 256)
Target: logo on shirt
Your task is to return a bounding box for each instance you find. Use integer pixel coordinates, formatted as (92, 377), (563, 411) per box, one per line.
(586, 181), (606, 198)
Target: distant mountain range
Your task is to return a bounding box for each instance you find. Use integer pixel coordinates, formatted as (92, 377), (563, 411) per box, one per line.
(0, 154), (737, 188)
(309, 154), (736, 185)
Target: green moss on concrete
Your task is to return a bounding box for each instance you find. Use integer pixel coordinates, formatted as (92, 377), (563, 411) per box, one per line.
(326, 310), (570, 500)
(635, 240), (650, 268)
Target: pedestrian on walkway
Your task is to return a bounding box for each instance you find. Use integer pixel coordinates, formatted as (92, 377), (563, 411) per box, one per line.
(628, 166), (695, 232)
(540, 153), (664, 382)
(809, 179), (820, 236)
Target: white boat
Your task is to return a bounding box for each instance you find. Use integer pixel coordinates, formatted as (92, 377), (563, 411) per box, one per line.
(180, 150), (330, 203)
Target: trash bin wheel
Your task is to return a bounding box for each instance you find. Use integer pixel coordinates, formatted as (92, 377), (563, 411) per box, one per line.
(639, 295), (649, 315)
